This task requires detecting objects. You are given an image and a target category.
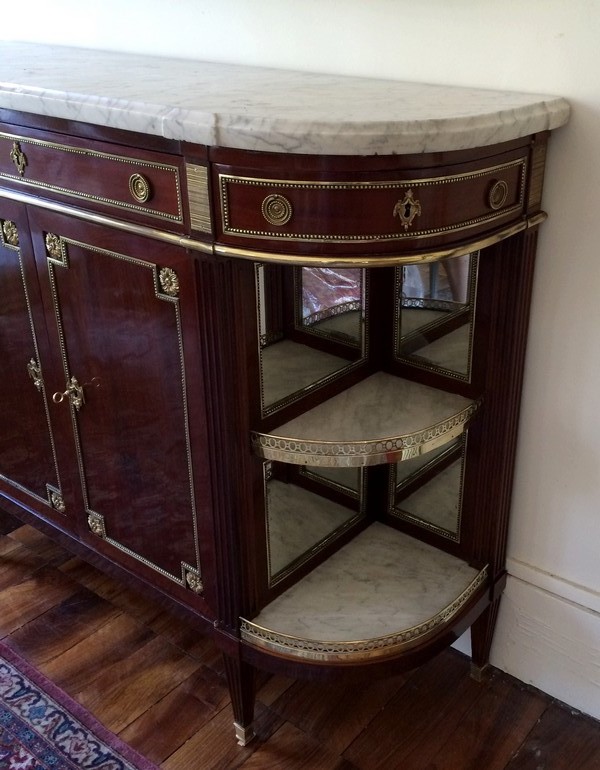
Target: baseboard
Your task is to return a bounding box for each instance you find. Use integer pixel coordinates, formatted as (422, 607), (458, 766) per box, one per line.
(456, 566), (600, 720)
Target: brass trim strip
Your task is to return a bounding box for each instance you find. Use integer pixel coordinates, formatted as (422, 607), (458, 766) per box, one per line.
(186, 163), (212, 233)
(0, 187), (212, 255)
(215, 214), (547, 267)
(241, 565), (488, 662)
(252, 401), (479, 468)
(0, 186), (546, 266)
(219, 158), (526, 243)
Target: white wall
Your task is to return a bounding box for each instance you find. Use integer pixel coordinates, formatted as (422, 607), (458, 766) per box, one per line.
(4, 0), (599, 718)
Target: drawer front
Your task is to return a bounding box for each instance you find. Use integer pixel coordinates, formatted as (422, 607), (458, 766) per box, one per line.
(216, 153), (528, 254)
(0, 126), (184, 228)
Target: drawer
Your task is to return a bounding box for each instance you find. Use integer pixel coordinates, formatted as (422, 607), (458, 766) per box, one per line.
(0, 124), (184, 229)
(215, 150), (528, 256)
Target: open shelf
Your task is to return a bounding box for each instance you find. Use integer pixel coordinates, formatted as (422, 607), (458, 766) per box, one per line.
(242, 522), (487, 663)
(252, 371), (478, 467)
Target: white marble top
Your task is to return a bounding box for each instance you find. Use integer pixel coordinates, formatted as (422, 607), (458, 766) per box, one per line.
(0, 42), (569, 155)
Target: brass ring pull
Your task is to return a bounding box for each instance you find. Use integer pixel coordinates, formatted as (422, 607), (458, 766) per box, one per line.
(129, 173), (152, 204)
(488, 180), (508, 210)
(262, 194), (293, 226)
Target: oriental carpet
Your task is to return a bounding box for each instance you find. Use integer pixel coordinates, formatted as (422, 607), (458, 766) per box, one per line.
(0, 641), (157, 770)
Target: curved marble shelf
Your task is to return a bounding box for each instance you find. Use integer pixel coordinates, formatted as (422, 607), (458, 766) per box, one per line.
(241, 523), (488, 663)
(252, 372), (478, 467)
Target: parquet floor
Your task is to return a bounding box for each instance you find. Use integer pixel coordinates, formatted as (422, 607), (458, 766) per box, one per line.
(1, 508), (599, 769)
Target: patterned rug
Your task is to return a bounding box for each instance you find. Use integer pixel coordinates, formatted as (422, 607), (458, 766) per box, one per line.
(0, 641), (158, 770)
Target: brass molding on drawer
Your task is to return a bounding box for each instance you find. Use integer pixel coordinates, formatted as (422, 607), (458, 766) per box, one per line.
(218, 157), (528, 245)
(0, 130), (184, 224)
(0, 185), (546, 266)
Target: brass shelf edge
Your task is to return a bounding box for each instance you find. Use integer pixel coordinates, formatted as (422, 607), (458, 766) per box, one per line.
(251, 401), (479, 468)
(0, 187), (546, 265)
(215, 213), (547, 266)
(240, 565), (488, 663)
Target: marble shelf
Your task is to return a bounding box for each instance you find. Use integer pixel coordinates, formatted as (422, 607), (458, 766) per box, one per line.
(252, 371), (478, 467)
(241, 522), (487, 662)
(0, 42), (569, 155)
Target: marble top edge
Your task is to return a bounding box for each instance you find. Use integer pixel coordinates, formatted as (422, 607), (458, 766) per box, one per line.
(0, 42), (570, 155)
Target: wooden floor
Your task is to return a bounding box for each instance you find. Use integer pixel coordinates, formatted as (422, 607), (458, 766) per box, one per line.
(1, 509), (599, 770)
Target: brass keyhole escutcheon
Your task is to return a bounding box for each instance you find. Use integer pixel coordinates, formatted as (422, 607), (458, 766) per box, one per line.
(261, 194), (293, 226)
(52, 376), (86, 411)
(129, 173), (152, 204)
(10, 141), (27, 176)
(393, 188), (422, 231)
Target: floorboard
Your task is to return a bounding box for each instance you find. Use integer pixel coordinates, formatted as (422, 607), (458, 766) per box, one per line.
(0, 513), (599, 769)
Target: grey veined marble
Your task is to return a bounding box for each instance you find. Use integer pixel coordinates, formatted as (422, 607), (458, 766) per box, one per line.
(0, 43), (569, 155)
(246, 522), (481, 644)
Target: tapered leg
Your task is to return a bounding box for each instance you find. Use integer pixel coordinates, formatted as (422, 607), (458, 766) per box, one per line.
(470, 598), (501, 681)
(223, 654), (256, 746)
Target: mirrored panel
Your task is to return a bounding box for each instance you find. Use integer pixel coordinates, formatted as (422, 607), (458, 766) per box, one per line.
(295, 267), (363, 346)
(390, 436), (466, 541)
(257, 265), (367, 415)
(299, 465), (362, 497)
(395, 252), (478, 380)
(265, 462), (365, 586)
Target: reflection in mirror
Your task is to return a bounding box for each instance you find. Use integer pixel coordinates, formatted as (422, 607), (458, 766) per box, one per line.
(390, 436), (465, 541)
(299, 466), (362, 497)
(295, 267), (363, 346)
(395, 252), (478, 380)
(257, 264), (366, 415)
(265, 462), (365, 585)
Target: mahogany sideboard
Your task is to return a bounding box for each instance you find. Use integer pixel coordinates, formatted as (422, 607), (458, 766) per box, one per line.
(0, 43), (569, 744)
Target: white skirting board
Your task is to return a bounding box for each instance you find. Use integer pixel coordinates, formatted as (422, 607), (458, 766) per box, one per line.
(453, 564), (600, 720)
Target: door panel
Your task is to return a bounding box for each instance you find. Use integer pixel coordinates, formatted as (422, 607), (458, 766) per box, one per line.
(0, 199), (68, 522)
(29, 208), (209, 595)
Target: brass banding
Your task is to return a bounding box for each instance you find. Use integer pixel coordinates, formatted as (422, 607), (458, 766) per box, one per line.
(220, 158), (526, 244)
(0, 185), (546, 266)
(252, 401), (479, 468)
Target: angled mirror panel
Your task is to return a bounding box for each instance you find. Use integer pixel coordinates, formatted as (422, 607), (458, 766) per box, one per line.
(390, 435), (466, 541)
(257, 264), (367, 416)
(295, 267), (363, 346)
(395, 252), (478, 381)
(265, 462), (365, 586)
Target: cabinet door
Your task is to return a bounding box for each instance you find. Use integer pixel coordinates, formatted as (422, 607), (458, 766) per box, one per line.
(0, 199), (70, 525)
(29, 208), (211, 603)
